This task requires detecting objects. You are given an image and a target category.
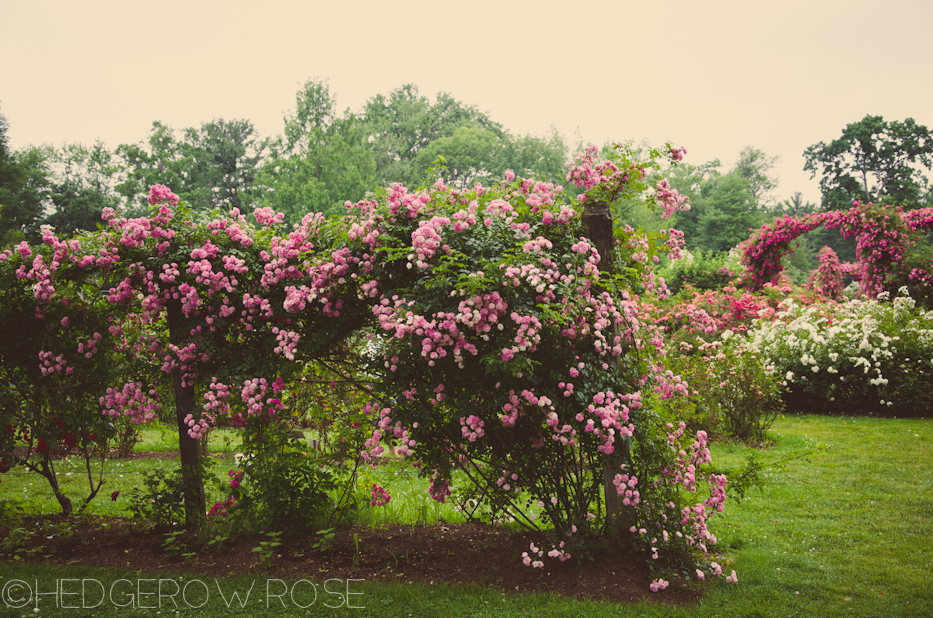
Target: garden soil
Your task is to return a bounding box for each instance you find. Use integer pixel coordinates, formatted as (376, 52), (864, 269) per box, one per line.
(5, 514), (704, 606)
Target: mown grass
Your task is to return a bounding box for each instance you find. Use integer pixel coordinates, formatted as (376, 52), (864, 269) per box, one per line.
(0, 414), (930, 617)
(698, 414), (933, 617)
(0, 424), (471, 523)
(133, 422), (242, 453)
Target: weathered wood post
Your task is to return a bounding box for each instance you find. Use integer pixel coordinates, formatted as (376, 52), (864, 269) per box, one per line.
(166, 299), (207, 531)
(582, 200), (627, 547)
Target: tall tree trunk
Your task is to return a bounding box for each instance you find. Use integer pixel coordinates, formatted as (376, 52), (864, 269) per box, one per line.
(582, 201), (628, 547)
(166, 300), (206, 531)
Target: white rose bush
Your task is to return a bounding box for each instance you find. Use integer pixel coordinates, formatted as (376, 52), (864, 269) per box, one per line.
(747, 288), (933, 416)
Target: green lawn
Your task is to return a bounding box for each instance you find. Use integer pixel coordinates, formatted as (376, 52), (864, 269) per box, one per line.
(0, 423), (472, 523)
(698, 415), (933, 617)
(133, 422), (243, 453)
(0, 415), (930, 617)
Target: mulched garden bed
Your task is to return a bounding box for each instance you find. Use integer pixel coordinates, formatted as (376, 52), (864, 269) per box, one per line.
(3, 514), (704, 606)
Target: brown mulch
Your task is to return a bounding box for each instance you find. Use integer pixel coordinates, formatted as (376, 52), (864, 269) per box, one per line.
(4, 515), (704, 606)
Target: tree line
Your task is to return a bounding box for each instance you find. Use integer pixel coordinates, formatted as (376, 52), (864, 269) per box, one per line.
(0, 80), (568, 246)
(2, 81), (931, 268)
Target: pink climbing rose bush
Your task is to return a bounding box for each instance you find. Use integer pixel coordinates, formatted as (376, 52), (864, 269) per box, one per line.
(808, 246), (846, 301)
(742, 201), (933, 300)
(317, 142), (731, 578)
(0, 140), (730, 581)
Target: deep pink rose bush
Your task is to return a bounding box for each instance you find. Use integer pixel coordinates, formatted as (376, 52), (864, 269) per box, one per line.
(887, 207), (933, 308)
(645, 286), (781, 342)
(807, 246), (847, 301)
(741, 211), (838, 290)
(743, 201), (933, 303)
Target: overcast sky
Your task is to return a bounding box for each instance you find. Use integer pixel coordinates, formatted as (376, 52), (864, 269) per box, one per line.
(2, 0), (931, 205)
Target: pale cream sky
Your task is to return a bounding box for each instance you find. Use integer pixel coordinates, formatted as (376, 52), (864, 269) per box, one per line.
(1, 0), (931, 205)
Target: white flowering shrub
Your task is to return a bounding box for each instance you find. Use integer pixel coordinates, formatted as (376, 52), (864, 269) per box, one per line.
(748, 288), (933, 416)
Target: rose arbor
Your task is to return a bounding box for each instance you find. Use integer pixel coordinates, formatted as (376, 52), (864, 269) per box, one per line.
(1, 142), (734, 580)
(741, 201), (933, 297)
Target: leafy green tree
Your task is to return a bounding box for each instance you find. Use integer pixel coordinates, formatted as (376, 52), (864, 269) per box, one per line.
(780, 191), (817, 215)
(256, 80), (377, 221)
(362, 84), (566, 190)
(804, 114), (933, 210)
(0, 146), (51, 247)
(281, 79), (338, 153)
(695, 172), (769, 253)
(117, 119), (265, 213)
(116, 121), (192, 212)
(666, 148), (777, 254)
(182, 119), (265, 211)
(1, 104), (51, 245)
(0, 105), (10, 183)
(734, 146), (779, 209)
(413, 124), (569, 190)
(497, 129), (568, 181)
(414, 125), (500, 187)
(664, 158), (721, 245)
(43, 183), (112, 238)
(258, 81), (569, 220)
(361, 84), (505, 188)
(41, 142), (123, 237)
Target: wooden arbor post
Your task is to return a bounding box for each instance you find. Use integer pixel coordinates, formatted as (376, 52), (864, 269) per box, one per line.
(166, 299), (207, 531)
(582, 200), (628, 547)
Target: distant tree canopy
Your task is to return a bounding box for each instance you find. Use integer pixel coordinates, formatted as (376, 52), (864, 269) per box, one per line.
(116, 119), (266, 213)
(61, 81), (568, 229)
(0, 83), (572, 245)
(804, 114), (933, 211)
(44, 142), (122, 237)
(5, 89), (931, 275)
(255, 80), (567, 222)
(663, 146), (780, 255)
(359, 83), (567, 191)
(255, 80), (378, 221)
(0, 104), (51, 246)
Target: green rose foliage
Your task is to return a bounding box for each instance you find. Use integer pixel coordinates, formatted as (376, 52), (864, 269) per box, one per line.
(671, 336), (783, 442)
(234, 416), (337, 534)
(661, 250), (739, 295)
